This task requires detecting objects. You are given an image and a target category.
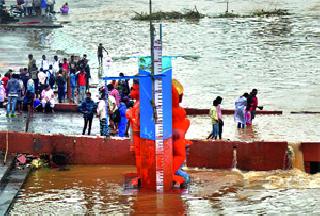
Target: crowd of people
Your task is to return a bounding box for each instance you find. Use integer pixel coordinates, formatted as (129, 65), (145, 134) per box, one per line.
(0, 53), (95, 116)
(0, 49), (264, 139)
(0, 0), (70, 18)
(207, 89), (263, 140)
(0, 42), (135, 137)
(78, 76), (131, 137)
(11, 0), (57, 17)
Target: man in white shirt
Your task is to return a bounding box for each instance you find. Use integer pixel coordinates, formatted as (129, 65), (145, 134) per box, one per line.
(41, 85), (55, 112)
(40, 55), (50, 71)
(52, 55), (60, 74)
(38, 68), (47, 93)
(97, 94), (107, 136)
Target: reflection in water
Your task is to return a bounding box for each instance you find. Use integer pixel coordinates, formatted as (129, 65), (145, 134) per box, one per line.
(131, 191), (185, 215)
(235, 125), (258, 141)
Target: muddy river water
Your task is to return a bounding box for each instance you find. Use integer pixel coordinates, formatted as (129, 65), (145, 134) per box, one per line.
(1, 0), (320, 214)
(10, 166), (320, 215)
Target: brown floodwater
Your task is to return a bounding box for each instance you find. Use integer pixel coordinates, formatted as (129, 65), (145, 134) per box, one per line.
(10, 165), (320, 215)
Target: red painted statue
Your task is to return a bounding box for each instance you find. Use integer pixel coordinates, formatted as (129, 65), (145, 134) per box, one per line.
(172, 79), (191, 186)
(126, 79), (190, 188)
(125, 82), (141, 185)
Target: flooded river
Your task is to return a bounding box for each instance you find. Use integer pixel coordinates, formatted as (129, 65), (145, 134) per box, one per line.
(10, 166), (320, 215)
(1, 0), (319, 112)
(1, 0), (320, 214)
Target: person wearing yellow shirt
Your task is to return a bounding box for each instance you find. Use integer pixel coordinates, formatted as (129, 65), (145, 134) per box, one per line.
(207, 100), (219, 140)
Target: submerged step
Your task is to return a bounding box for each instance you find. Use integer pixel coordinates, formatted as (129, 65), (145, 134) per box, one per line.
(0, 168), (30, 215)
(0, 154), (15, 184)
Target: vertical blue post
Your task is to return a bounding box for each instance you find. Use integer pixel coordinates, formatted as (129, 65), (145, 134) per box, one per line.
(104, 79), (109, 137)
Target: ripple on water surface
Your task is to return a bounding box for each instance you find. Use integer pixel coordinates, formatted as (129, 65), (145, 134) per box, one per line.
(10, 166), (320, 215)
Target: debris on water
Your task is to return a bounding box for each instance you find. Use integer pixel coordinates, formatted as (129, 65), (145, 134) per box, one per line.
(215, 8), (291, 19)
(132, 6), (205, 21)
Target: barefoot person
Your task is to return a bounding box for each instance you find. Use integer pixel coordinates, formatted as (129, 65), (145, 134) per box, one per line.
(97, 43), (108, 66)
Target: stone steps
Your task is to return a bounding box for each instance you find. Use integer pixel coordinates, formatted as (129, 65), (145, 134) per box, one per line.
(0, 153), (30, 215)
(0, 153), (14, 184)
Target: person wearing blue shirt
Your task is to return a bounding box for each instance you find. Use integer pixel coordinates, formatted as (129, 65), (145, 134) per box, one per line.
(79, 92), (96, 135)
(69, 71), (77, 103)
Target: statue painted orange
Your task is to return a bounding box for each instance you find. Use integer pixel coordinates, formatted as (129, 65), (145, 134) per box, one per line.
(126, 80), (190, 187)
(172, 84), (190, 185)
(125, 83), (141, 182)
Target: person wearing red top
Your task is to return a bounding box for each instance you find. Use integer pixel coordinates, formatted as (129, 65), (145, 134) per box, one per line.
(62, 58), (69, 72)
(2, 75), (9, 89)
(77, 70), (87, 103)
(248, 89), (263, 122)
(2, 70), (12, 90)
(61, 58), (71, 100)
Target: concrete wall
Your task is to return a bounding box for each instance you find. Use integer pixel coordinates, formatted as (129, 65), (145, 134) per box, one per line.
(187, 140), (288, 171)
(0, 131), (135, 165)
(54, 104), (282, 115)
(0, 131), (288, 171)
(301, 142), (320, 173)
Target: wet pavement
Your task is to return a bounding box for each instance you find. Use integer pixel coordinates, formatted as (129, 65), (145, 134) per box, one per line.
(1, 107), (319, 142)
(0, 108), (100, 136)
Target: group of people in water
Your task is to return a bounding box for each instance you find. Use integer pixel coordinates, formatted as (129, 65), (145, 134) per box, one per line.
(234, 89), (263, 128)
(208, 89), (263, 140)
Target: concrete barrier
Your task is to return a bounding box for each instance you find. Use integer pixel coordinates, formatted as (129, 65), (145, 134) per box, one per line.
(53, 103), (283, 115)
(0, 131), (135, 165)
(0, 131), (290, 171)
(187, 140), (287, 171)
(185, 108), (283, 115)
(301, 142), (320, 174)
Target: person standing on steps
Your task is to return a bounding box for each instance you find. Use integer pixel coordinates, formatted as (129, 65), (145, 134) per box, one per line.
(207, 99), (219, 140)
(79, 92), (95, 135)
(216, 96), (223, 140)
(97, 43), (109, 66)
(6, 74), (21, 118)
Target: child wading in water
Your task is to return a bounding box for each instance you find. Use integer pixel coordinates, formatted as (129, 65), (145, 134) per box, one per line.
(207, 100), (219, 140)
